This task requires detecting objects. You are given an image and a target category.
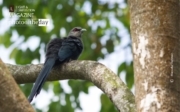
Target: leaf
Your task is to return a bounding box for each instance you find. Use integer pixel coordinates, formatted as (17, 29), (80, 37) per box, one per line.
(100, 94), (118, 112)
(106, 39), (114, 53)
(125, 62), (134, 89)
(53, 81), (63, 95)
(118, 62), (126, 75)
(10, 48), (18, 59)
(0, 31), (12, 48)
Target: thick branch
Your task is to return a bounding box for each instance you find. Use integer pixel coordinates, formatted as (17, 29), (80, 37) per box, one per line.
(6, 60), (135, 112)
(0, 59), (34, 112)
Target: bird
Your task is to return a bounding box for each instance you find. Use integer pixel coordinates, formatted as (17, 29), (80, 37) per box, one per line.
(28, 27), (86, 102)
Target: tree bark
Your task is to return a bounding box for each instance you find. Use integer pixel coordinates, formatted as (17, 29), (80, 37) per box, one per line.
(129, 0), (180, 111)
(6, 60), (135, 112)
(0, 59), (34, 112)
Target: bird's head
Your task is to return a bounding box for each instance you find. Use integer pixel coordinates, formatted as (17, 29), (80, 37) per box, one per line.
(68, 27), (86, 38)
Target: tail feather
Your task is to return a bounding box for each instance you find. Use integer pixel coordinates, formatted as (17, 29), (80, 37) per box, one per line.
(28, 58), (55, 102)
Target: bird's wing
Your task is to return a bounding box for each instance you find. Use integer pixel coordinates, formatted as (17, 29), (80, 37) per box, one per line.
(58, 39), (77, 61)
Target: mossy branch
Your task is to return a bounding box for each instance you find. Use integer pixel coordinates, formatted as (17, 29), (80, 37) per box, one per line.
(6, 60), (136, 112)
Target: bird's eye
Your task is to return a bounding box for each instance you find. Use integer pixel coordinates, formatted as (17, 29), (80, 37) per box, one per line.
(73, 28), (80, 31)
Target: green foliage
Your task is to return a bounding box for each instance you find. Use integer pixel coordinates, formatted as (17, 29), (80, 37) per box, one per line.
(100, 94), (117, 112)
(0, 30), (12, 47)
(118, 62), (134, 89)
(0, 0), (133, 112)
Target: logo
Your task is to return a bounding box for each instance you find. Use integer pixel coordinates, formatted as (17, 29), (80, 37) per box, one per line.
(9, 5), (14, 12)
(9, 5), (15, 17)
(8, 5), (50, 27)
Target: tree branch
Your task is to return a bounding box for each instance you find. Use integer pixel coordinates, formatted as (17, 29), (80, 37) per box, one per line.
(0, 59), (34, 112)
(6, 60), (135, 112)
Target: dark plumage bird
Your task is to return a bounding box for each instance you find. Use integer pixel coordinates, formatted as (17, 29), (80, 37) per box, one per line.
(28, 27), (86, 102)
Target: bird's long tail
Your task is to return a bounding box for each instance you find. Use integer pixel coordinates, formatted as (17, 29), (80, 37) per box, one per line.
(28, 58), (56, 102)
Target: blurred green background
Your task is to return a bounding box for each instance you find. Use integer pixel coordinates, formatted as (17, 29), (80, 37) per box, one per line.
(0, 0), (133, 112)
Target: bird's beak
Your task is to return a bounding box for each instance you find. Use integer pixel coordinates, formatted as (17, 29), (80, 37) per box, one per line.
(81, 29), (86, 32)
